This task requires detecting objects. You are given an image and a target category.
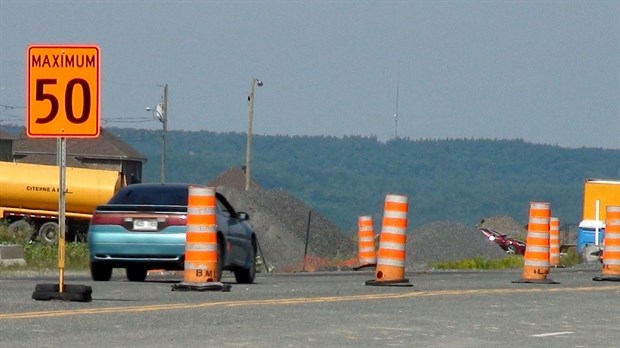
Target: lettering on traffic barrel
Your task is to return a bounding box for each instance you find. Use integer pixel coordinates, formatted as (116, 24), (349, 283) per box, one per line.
(196, 269), (215, 278)
(26, 45), (100, 138)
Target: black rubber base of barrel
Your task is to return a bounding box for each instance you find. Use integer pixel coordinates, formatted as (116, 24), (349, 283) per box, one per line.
(353, 263), (376, 271)
(171, 282), (232, 292)
(593, 276), (620, 282)
(511, 278), (559, 284)
(365, 278), (413, 287)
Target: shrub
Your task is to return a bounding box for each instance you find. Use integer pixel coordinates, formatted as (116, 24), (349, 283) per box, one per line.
(429, 255), (524, 270)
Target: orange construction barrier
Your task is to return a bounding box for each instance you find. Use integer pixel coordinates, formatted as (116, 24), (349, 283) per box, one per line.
(594, 206), (620, 281)
(355, 216), (377, 270)
(172, 186), (230, 291)
(549, 217), (560, 267)
(366, 194), (411, 287)
(513, 201), (558, 284)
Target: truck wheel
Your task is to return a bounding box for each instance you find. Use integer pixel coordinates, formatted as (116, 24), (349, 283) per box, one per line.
(38, 222), (59, 244)
(90, 262), (112, 281)
(126, 267), (147, 282)
(8, 220), (35, 242)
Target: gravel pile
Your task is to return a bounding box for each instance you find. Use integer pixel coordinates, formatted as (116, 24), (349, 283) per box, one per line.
(477, 215), (528, 241)
(406, 221), (507, 271)
(216, 186), (518, 273)
(216, 186), (357, 272)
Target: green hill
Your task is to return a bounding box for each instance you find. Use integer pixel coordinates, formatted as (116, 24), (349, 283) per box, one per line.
(109, 128), (619, 233)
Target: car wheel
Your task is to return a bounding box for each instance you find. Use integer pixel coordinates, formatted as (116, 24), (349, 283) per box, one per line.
(126, 267), (147, 282)
(38, 222), (59, 244)
(506, 245), (517, 255)
(90, 262), (112, 281)
(216, 238), (224, 281)
(234, 241), (256, 284)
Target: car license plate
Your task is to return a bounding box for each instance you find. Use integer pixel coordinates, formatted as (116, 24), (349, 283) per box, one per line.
(133, 219), (158, 231)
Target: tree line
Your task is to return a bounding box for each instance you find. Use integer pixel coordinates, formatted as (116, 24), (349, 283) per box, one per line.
(108, 128), (619, 234)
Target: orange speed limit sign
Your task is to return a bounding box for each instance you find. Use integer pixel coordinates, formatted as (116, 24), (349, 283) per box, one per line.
(26, 45), (100, 138)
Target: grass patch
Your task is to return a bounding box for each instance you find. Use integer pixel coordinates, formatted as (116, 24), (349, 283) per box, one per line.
(0, 224), (89, 271)
(560, 247), (581, 267)
(0, 243), (90, 272)
(429, 255), (524, 270)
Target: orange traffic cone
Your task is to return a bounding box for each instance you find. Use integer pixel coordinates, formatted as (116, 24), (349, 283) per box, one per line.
(366, 194), (412, 287)
(513, 201), (558, 284)
(594, 206), (620, 281)
(172, 186), (230, 291)
(354, 216), (377, 270)
(549, 217), (561, 267)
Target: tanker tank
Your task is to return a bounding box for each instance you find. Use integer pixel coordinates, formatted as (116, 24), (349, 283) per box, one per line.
(0, 161), (122, 215)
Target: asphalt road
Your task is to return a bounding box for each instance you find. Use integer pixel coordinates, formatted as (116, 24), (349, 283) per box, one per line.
(1, 267), (618, 348)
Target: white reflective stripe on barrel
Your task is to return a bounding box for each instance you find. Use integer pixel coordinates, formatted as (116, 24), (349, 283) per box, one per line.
(377, 257), (404, 267)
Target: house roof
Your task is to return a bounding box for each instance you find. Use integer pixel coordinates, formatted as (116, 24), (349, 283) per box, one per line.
(209, 166), (262, 191)
(11, 127), (147, 166)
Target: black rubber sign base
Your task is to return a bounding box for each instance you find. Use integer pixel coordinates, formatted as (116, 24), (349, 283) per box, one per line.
(32, 284), (92, 302)
(172, 281), (232, 292)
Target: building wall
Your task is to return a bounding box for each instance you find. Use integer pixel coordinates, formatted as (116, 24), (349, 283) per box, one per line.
(0, 139), (12, 161)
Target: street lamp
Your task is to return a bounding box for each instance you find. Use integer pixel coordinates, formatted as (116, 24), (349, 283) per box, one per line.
(146, 83), (168, 183)
(245, 77), (263, 191)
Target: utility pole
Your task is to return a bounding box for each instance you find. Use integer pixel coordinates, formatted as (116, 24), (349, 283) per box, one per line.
(147, 83), (168, 183)
(161, 83), (168, 184)
(245, 77), (263, 191)
(394, 61), (400, 140)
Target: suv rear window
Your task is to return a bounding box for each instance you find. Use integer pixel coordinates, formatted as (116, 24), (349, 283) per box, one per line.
(108, 184), (189, 206)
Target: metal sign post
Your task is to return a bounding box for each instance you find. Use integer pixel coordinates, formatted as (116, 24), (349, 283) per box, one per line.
(58, 137), (67, 292)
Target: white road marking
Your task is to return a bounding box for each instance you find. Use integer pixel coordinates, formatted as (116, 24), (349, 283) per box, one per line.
(530, 331), (574, 337)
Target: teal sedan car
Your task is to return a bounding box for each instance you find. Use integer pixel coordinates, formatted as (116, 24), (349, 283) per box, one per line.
(87, 183), (256, 283)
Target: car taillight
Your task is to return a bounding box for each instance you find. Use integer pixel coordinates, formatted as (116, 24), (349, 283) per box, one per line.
(165, 215), (186, 226)
(91, 214), (124, 225)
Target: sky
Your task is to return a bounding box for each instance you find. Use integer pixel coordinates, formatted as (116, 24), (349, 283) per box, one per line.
(1, 1), (619, 150)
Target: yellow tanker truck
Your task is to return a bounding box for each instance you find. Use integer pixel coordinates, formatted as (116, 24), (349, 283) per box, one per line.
(0, 161), (123, 243)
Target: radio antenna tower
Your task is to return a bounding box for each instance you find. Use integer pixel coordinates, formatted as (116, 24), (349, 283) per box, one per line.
(394, 61), (400, 140)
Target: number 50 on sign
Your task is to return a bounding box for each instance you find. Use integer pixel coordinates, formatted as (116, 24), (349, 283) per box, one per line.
(27, 45), (100, 138)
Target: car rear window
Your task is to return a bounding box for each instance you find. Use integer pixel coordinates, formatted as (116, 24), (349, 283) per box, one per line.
(108, 185), (189, 206)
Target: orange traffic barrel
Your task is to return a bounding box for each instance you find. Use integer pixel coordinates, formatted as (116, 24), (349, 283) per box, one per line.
(366, 194), (412, 287)
(594, 206), (620, 281)
(549, 217), (561, 267)
(172, 186), (230, 292)
(513, 201), (558, 284)
(355, 216), (377, 270)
